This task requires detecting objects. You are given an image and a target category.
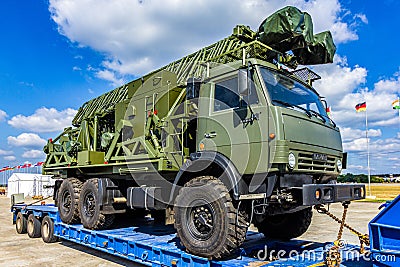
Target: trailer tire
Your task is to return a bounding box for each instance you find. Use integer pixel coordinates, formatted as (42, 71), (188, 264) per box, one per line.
(27, 214), (41, 238)
(255, 207), (312, 239)
(41, 216), (58, 243)
(174, 176), (248, 259)
(79, 179), (115, 230)
(58, 178), (83, 224)
(16, 212), (27, 234)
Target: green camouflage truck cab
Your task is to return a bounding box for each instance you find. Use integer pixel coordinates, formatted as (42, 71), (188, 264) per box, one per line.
(43, 6), (365, 259)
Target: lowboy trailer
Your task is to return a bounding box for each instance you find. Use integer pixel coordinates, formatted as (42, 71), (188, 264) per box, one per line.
(11, 202), (377, 267)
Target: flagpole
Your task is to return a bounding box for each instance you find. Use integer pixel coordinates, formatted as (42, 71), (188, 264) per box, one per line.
(397, 96), (400, 130)
(366, 104), (371, 196)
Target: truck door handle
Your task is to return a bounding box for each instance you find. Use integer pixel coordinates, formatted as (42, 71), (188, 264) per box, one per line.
(204, 132), (217, 138)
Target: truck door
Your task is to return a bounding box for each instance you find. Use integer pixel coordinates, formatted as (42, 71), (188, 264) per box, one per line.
(197, 70), (269, 175)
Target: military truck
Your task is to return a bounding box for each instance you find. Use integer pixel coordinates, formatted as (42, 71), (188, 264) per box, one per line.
(43, 6), (365, 259)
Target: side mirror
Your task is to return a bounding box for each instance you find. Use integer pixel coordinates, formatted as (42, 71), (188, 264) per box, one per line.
(238, 69), (249, 97)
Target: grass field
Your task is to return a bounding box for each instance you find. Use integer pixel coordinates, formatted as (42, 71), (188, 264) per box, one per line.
(362, 183), (400, 202)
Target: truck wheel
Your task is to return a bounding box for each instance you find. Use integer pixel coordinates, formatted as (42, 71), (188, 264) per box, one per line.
(174, 176), (248, 259)
(41, 216), (58, 243)
(79, 179), (115, 229)
(255, 207), (312, 239)
(27, 214), (41, 238)
(58, 178), (83, 224)
(16, 212), (27, 234)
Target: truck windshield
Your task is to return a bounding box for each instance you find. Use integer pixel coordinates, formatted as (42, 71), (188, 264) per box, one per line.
(260, 67), (328, 120)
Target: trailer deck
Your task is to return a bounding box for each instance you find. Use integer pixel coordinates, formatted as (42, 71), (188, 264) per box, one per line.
(11, 203), (376, 267)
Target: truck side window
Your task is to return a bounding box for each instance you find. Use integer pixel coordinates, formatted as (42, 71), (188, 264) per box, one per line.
(245, 69), (259, 106)
(214, 78), (240, 111)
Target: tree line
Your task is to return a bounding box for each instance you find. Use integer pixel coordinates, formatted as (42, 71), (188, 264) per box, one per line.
(338, 173), (387, 183)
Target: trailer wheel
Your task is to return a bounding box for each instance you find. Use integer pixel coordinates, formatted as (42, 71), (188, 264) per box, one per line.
(174, 176), (248, 259)
(16, 212), (27, 234)
(79, 179), (115, 230)
(255, 207), (312, 239)
(41, 216), (58, 243)
(27, 214), (41, 238)
(58, 178), (83, 224)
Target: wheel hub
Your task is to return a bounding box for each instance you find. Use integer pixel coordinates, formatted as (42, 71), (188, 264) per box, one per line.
(61, 191), (72, 213)
(188, 204), (214, 240)
(83, 192), (96, 217)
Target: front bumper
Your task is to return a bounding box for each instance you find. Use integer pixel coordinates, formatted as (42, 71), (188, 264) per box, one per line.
(302, 183), (365, 206)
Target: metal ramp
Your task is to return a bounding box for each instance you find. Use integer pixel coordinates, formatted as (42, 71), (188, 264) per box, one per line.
(369, 194), (400, 266)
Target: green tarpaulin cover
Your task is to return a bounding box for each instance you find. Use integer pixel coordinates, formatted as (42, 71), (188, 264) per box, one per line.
(258, 6), (336, 65)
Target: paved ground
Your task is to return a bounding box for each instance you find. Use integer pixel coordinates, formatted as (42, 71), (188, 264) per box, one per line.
(0, 195), (381, 266)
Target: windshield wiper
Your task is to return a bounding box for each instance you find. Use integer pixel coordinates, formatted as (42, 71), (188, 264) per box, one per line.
(309, 110), (326, 123)
(272, 99), (312, 118)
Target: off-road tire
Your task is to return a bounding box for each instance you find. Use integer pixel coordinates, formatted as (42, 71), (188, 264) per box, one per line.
(57, 178), (83, 224)
(255, 207), (312, 239)
(16, 212), (27, 234)
(27, 214), (41, 238)
(79, 178), (115, 230)
(174, 176), (248, 259)
(41, 216), (58, 243)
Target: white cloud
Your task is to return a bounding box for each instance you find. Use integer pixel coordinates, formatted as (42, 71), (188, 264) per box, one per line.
(48, 0), (365, 79)
(313, 55), (367, 105)
(22, 150), (46, 159)
(8, 107), (77, 133)
(332, 85), (399, 128)
(95, 69), (124, 86)
(0, 149), (13, 156)
(354, 13), (368, 24)
(371, 117), (400, 127)
(313, 66), (400, 130)
(374, 72), (400, 93)
(4, 156), (16, 161)
(340, 127), (381, 142)
(330, 22), (358, 43)
(344, 137), (400, 153)
(0, 109), (7, 122)
(7, 133), (47, 147)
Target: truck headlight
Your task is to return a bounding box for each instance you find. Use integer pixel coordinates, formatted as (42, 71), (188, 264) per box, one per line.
(337, 159), (342, 172)
(288, 152), (296, 169)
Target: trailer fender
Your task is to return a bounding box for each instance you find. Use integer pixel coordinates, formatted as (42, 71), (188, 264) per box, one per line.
(170, 151), (248, 202)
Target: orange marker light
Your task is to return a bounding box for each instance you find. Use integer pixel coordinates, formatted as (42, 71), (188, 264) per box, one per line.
(269, 133), (275, 139)
(199, 143), (205, 151)
(315, 189), (321, 200)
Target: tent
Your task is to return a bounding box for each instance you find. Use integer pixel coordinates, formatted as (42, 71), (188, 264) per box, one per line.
(7, 173), (55, 198)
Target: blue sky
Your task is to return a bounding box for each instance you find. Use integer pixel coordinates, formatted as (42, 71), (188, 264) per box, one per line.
(0, 0), (400, 174)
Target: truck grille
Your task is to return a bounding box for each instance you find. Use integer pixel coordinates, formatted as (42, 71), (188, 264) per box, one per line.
(297, 152), (336, 172)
